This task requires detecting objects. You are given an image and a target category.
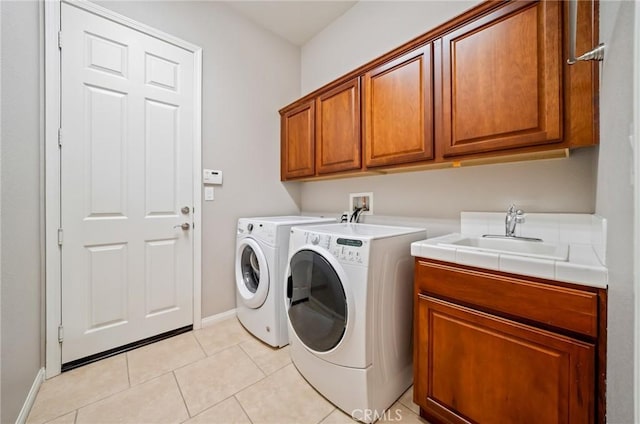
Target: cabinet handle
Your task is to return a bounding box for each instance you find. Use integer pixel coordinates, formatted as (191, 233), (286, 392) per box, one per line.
(567, 0), (605, 65)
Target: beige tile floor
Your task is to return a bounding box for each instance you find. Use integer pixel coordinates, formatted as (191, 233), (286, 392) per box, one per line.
(27, 318), (428, 424)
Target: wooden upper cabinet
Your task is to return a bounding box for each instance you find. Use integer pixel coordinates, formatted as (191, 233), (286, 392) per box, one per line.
(281, 101), (315, 180)
(279, 0), (597, 180)
(316, 78), (361, 174)
(437, 0), (562, 157)
(364, 44), (433, 168)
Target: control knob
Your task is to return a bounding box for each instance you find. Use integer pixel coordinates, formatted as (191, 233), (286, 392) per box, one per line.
(310, 234), (320, 245)
(247, 223), (254, 232)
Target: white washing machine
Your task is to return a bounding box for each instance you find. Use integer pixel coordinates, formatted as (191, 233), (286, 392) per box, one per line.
(235, 216), (335, 347)
(285, 223), (427, 423)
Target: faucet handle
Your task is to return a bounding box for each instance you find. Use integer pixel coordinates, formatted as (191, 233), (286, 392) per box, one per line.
(515, 210), (525, 224)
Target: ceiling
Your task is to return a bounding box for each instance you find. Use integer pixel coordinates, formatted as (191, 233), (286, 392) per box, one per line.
(225, 1), (358, 46)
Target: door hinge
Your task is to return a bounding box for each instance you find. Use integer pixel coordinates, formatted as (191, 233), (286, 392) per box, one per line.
(58, 128), (63, 148)
(58, 325), (64, 343)
(58, 229), (63, 246)
(58, 31), (63, 49)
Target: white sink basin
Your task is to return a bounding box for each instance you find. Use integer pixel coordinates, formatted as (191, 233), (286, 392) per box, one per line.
(438, 237), (569, 261)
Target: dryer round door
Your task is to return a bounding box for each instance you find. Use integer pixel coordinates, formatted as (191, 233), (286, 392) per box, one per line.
(286, 249), (347, 353)
(235, 238), (269, 308)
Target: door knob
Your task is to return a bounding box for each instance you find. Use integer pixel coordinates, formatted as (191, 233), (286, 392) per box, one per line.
(181, 206), (190, 214)
(174, 223), (190, 230)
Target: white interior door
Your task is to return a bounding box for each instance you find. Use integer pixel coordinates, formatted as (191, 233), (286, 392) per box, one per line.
(60, 2), (195, 364)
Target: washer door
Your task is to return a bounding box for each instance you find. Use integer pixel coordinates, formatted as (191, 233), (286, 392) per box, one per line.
(235, 238), (269, 308)
(286, 249), (347, 352)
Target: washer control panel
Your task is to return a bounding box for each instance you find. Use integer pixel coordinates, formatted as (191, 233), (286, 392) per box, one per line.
(237, 221), (275, 245)
(303, 231), (369, 266)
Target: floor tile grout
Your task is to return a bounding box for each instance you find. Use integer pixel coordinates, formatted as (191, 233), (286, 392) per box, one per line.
(124, 352), (132, 388)
(32, 320), (423, 424)
(233, 394), (255, 424)
(316, 407), (338, 424)
(237, 339), (273, 376)
(67, 371), (168, 421)
(171, 371), (192, 419)
(190, 329), (208, 357)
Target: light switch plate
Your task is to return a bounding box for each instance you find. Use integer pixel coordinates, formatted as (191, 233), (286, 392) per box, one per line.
(204, 186), (214, 201)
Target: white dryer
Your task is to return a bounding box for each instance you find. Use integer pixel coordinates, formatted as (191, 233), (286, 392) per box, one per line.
(235, 216), (335, 347)
(285, 223), (426, 423)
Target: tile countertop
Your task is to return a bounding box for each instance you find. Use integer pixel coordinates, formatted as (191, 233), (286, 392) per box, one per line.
(411, 212), (608, 289)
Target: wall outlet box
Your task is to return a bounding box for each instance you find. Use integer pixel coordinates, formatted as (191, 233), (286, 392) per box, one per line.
(349, 192), (373, 215)
(203, 169), (222, 185)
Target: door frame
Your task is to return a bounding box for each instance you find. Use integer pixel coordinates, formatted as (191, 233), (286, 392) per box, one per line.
(44, 0), (203, 378)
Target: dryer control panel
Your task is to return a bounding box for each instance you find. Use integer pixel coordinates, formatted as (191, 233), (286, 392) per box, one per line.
(302, 231), (369, 267)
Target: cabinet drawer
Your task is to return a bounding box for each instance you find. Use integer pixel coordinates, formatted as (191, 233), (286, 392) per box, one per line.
(415, 259), (598, 337)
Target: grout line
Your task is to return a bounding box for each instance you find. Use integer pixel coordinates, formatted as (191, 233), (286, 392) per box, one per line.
(70, 371), (165, 417)
(236, 340), (266, 374)
(188, 330), (207, 358)
(171, 342), (248, 375)
(233, 394), (254, 424)
(178, 394), (252, 424)
(40, 409), (78, 424)
(316, 407), (337, 424)
(235, 344), (267, 382)
(171, 371), (192, 419)
(41, 356), (133, 419)
(172, 343), (269, 421)
(124, 352), (131, 388)
(191, 328), (209, 357)
(264, 352), (293, 376)
(396, 388), (421, 418)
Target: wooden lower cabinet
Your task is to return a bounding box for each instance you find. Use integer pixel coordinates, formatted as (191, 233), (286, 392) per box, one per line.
(415, 296), (594, 424)
(413, 260), (604, 424)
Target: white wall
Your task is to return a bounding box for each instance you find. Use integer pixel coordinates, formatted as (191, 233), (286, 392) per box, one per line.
(300, 1), (597, 222)
(597, 2), (636, 423)
(1, 1), (43, 422)
(95, 1), (302, 317)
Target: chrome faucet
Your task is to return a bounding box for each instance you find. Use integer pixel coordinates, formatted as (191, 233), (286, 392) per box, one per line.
(505, 204), (525, 237)
(483, 204), (542, 242)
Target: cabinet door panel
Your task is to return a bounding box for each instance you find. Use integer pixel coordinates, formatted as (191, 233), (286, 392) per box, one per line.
(281, 101), (315, 179)
(415, 296), (594, 424)
(316, 79), (361, 174)
(438, 1), (561, 157)
(364, 45), (433, 167)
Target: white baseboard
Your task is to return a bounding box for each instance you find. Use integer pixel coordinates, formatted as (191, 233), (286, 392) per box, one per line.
(201, 309), (237, 328)
(16, 367), (45, 424)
